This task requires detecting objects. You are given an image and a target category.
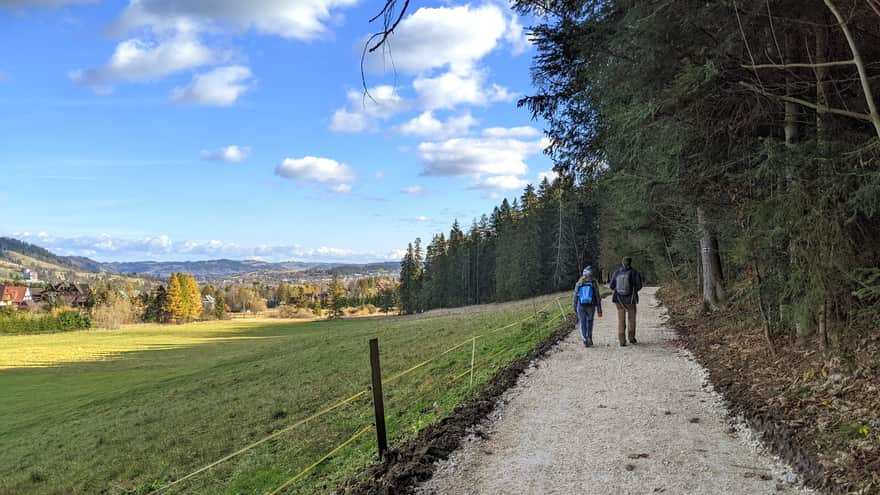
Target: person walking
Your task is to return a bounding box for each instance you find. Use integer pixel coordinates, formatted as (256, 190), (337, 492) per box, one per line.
(573, 267), (603, 347)
(609, 257), (643, 346)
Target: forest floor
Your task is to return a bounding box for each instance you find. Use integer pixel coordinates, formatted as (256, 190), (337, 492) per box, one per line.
(661, 285), (880, 494)
(414, 288), (815, 495)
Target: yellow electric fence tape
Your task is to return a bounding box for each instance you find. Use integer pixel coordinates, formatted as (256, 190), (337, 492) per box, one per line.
(267, 425), (374, 495)
(149, 296), (566, 494)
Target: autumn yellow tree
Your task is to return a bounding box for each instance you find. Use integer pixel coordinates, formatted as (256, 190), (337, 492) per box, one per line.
(183, 274), (201, 320)
(163, 273), (185, 323)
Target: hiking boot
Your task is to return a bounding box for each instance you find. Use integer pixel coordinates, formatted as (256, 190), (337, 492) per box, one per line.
(583, 340), (588, 347)
(629, 338), (638, 345)
(586, 337), (594, 347)
(620, 342), (627, 347)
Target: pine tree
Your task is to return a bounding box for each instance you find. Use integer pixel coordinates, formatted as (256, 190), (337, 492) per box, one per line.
(328, 274), (346, 318)
(214, 293), (227, 320)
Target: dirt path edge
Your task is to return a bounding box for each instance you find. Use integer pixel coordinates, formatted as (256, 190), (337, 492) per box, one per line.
(658, 288), (832, 493)
(342, 314), (577, 495)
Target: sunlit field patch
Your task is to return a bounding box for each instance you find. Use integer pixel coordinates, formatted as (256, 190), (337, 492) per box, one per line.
(1, 293), (568, 495)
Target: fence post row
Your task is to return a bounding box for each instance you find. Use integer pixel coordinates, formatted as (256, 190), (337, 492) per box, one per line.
(368, 338), (388, 459)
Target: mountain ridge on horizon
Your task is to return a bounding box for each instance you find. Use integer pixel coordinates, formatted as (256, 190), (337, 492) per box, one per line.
(0, 237), (398, 281)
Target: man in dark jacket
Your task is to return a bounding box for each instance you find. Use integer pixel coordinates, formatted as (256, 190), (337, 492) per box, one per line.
(609, 257), (643, 346)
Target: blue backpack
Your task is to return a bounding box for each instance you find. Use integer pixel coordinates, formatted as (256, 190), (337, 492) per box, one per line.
(577, 283), (594, 305)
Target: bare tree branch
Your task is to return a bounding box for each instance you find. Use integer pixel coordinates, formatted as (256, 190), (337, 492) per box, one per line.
(824, 0), (880, 140)
(742, 60), (855, 70)
(740, 81), (874, 123)
(360, 0), (412, 97)
(734, 0), (765, 92)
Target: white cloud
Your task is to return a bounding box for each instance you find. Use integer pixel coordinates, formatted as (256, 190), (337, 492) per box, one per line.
(537, 169), (557, 183)
(482, 126), (540, 138)
(276, 156), (355, 183)
(9, 231), (405, 263)
(201, 145), (251, 162)
(469, 175), (528, 190)
(114, 0), (359, 41)
(330, 85), (408, 132)
(417, 134), (548, 177)
(374, 171), (385, 179)
(69, 29), (216, 92)
(69, 0), (358, 95)
(331, 183), (352, 193)
(413, 71), (515, 110)
(145, 234), (173, 252)
(399, 111), (477, 139)
(401, 185), (425, 195)
(364, 4), (507, 75)
(330, 110), (368, 133)
(171, 65), (253, 106)
(415, 215), (430, 222)
(503, 14), (531, 56)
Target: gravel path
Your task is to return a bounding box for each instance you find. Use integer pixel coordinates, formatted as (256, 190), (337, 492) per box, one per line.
(417, 287), (813, 495)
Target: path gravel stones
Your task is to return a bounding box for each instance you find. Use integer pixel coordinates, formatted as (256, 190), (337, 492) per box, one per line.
(416, 288), (813, 495)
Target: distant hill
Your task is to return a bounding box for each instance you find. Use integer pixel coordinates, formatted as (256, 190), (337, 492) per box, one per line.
(0, 237), (103, 274)
(105, 260), (400, 280)
(0, 237), (399, 283)
(104, 259), (275, 279)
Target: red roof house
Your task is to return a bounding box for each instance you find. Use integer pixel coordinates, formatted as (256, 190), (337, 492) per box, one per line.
(0, 286), (32, 307)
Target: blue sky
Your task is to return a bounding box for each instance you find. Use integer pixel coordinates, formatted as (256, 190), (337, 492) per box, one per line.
(0, 0), (552, 263)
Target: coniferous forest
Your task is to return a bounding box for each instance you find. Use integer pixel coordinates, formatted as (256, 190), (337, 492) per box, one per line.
(399, 177), (599, 313)
(401, 0), (880, 349)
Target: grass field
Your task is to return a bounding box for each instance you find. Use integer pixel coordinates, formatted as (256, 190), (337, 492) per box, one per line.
(0, 293), (571, 494)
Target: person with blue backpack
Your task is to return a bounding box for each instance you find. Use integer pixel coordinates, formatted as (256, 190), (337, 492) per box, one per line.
(573, 266), (603, 347)
(609, 256), (644, 346)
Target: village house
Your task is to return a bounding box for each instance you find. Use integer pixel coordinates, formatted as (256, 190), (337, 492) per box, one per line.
(41, 283), (89, 308)
(0, 285), (33, 309)
(202, 294), (215, 309)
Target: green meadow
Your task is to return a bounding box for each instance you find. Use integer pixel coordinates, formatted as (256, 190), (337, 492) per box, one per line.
(0, 293), (569, 494)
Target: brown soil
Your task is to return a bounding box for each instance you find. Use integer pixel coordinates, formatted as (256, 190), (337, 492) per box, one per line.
(341, 313), (577, 495)
(658, 285), (880, 494)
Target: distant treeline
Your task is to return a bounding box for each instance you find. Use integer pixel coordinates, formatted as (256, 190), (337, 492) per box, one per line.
(399, 178), (598, 314)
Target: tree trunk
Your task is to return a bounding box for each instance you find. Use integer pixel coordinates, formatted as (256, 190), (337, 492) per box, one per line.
(697, 207), (725, 309)
(784, 29), (800, 149)
(815, 18), (830, 148)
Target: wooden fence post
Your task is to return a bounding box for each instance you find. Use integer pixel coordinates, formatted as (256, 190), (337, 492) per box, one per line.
(368, 338), (388, 459)
(469, 336), (476, 387)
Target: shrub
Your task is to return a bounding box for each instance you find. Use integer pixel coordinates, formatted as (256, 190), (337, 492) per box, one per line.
(91, 298), (138, 330)
(0, 309), (91, 334)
